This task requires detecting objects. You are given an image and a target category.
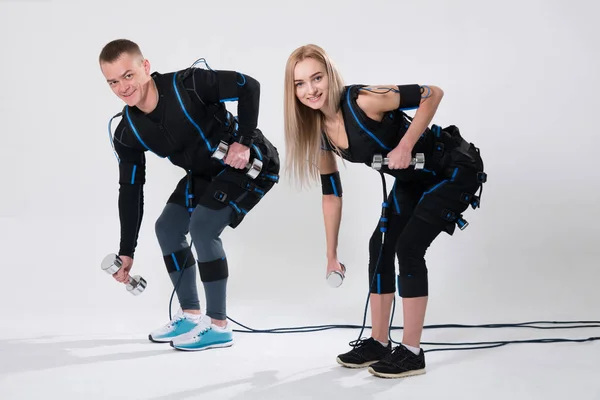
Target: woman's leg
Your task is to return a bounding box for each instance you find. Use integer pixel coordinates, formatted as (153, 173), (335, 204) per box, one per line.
(336, 183), (415, 368)
(369, 163), (482, 378)
(395, 217), (442, 348)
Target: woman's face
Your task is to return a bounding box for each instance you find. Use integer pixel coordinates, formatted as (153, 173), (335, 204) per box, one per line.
(293, 57), (329, 110)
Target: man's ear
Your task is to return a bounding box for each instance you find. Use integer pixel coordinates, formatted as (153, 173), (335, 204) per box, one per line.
(142, 58), (151, 75)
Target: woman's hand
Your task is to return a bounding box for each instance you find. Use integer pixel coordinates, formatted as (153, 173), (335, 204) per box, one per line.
(385, 141), (415, 169)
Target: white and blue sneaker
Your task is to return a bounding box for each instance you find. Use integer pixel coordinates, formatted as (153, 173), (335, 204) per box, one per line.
(148, 309), (203, 343)
(170, 317), (233, 351)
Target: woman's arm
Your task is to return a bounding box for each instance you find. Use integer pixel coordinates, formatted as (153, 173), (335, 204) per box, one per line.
(319, 149), (343, 264)
(357, 84), (444, 168)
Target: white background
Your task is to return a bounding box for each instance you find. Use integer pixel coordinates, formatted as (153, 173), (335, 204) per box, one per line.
(1, 1), (599, 399)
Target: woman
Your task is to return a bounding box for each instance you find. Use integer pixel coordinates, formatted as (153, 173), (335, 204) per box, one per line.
(283, 44), (486, 379)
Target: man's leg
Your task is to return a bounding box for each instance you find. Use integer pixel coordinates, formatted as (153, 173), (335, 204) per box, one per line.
(149, 203), (201, 343)
(190, 204), (233, 326)
(170, 204), (235, 351)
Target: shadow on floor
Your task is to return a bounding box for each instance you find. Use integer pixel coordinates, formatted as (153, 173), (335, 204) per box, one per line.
(0, 335), (170, 375)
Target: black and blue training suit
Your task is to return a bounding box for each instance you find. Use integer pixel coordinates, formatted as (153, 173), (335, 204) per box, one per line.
(321, 85), (486, 298)
(109, 67), (280, 259)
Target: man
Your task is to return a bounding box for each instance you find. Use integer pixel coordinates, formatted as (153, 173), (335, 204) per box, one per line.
(100, 39), (280, 351)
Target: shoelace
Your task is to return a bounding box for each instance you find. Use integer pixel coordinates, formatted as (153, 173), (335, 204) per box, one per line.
(192, 325), (212, 339)
(383, 345), (417, 366)
(166, 314), (185, 328)
(348, 337), (372, 349)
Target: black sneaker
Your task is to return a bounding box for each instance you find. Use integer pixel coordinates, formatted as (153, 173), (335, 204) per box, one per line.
(368, 344), (426, 378)
(336, 337), (392, 368)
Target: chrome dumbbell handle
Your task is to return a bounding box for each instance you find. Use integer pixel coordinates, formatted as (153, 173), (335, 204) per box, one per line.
(211, 140), (263, 179)
(371, 153), (425, 170)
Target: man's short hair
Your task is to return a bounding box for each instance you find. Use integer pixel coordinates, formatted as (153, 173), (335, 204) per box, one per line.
(99, 39), (143, 64)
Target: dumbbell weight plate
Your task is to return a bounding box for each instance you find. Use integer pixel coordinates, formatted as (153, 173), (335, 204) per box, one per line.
(101, 253), (122, 275)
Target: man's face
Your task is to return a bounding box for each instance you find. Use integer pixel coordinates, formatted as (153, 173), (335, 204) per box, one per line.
(101, 52), (150, 107)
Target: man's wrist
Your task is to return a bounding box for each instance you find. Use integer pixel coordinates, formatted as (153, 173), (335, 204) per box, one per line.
(235, 135), (254, 147)
(119, 250), (134, 259)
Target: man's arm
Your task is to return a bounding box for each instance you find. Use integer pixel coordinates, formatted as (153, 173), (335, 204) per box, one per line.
(112, 124), (146, 258)
(184, 68), (261, 145)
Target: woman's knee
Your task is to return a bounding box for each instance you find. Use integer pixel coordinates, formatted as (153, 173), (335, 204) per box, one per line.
(394, 217), (442, 297)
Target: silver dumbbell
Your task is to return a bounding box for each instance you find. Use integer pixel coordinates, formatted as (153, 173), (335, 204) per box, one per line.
(326, 263), (347, 288)
(212, 140), (263, 179)
(101, 253), (147, 296)
(371, 153), (425, 170)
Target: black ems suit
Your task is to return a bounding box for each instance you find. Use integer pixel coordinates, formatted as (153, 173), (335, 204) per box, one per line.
(321, 85), (486, 298)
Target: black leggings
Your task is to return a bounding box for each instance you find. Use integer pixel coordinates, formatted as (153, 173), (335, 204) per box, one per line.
(368, 160), (483, 298)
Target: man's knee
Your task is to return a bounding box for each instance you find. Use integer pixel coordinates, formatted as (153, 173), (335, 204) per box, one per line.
(189, 206), (230, 240)
(155, 214), (170, 242)
(155, 204), (187, 243)
(188, 206), (231, 259)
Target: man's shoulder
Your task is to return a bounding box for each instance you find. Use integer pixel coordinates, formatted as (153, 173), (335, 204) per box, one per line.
(109, 109), (133, 144)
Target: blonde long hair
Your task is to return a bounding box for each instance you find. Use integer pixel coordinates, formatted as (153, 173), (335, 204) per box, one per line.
(283, 44), (345, 188)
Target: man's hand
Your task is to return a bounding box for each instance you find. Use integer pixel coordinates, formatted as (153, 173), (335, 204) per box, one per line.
(113, 255), (133, 283)
(224, 142), (250, 169)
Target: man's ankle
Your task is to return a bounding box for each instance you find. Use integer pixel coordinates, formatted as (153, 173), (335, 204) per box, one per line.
(183, 309), (201, 315)
(211, 318), (227, 328)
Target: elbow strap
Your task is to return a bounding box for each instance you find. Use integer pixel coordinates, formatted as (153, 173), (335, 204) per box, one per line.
(397, 84), (422, 110)
(321, 172), (342, 197)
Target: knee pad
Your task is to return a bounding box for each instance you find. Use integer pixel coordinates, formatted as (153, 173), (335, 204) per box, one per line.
(198, 257), (229, 282)
(164, 246), (196, 273)
(396, 240), (429, 298)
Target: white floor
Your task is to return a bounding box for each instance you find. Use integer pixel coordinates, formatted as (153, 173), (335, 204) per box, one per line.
(1, 216), (600, 399)
(1, 307), (599, 400)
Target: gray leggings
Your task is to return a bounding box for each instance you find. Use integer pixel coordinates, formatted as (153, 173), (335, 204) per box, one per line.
(155, 203), (233, 320)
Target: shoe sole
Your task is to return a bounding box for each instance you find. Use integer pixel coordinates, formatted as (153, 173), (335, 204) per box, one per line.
(170, 341), (234, 352)
(367, 367), (426, 379)
(148, 334), (173, 343)
(336, 357), (379, 369)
